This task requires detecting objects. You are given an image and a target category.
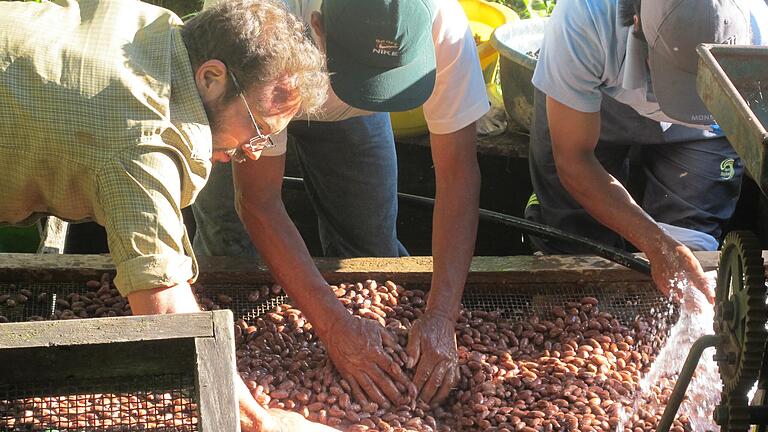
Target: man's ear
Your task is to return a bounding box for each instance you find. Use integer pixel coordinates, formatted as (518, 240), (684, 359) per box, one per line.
(195, 59), (228, 105)
(310, 11), (326, 46)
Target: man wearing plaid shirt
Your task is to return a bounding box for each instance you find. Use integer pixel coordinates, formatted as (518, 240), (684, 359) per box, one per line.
(0, 0), (332, 430)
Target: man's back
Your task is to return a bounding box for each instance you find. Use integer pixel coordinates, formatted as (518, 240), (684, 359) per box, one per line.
(0, 0), (210, 224)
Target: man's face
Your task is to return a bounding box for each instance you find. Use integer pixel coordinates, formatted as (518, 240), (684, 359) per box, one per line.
(208, 80), (301, 163)
(193, 60), (301, 163)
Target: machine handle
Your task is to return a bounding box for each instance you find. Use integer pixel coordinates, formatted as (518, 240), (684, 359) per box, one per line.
(656, 334), (722, 432)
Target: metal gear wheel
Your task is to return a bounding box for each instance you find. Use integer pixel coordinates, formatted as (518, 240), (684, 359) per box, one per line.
(715, 231), (768, 397)
(714, 393), (751, 432)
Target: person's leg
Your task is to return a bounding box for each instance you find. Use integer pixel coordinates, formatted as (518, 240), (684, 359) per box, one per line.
(191, 162), (259, 257)
(291, 113), (408, 257)
(526, 89), (638, 253)
(641, 132), (743, 246)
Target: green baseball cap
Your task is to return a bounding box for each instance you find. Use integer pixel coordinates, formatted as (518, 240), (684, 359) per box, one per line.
(321, 0), (436, 112)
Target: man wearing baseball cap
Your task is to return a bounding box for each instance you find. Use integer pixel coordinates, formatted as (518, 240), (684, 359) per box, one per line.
(196, 0), (489, 407)
(525, 0), (767, 301)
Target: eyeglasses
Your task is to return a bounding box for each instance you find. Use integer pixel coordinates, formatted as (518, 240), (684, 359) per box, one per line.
(227, 69), (275, 154)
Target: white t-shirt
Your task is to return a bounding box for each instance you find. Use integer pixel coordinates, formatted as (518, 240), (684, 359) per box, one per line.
(204, 0), (490, 156)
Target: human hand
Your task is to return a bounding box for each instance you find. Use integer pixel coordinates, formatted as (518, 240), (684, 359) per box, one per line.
(237, 377), (278, 432)
(237, 378), (340, 432)
(323, 315), (411, 407)
(405, 312), (459, 406)
(647, 236), (714, 304)
(264, 408), (341, 432)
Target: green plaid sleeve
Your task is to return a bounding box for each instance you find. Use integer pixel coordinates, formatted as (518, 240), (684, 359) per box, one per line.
(96, 145), (198, 296)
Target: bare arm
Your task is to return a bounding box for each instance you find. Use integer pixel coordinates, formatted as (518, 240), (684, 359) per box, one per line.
(114, 150), (335, 431)
(546, 96), (712, 301)
(428, 122), (481, 320)
(406, 122), (480, 405)
(546, 97), (662, 251)
(232, 155), (349, 336)
(233, 155), (409, 407)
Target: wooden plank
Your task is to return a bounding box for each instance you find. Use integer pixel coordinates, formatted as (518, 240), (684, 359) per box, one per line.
(0, 312), (214, 349)
(195, 254), (701, 285)
(0, 252), (727, 285)
(1, 339), (196, 390)
(0, 253), (116, 283)
(194, 310), (239, 432)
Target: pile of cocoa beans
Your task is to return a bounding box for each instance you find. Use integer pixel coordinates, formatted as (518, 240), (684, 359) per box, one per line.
(0, 393), (197, 430)
(0, 275), (194, 431)
(0, 274), (131, 323)
(0, 275), (689, 432)
(231, 280), (689, 432)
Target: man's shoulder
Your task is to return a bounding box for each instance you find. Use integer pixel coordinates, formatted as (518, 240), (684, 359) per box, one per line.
(541, 0), (621, 60)
(83, 0), (183, 26)
(551, 0), (617, 29)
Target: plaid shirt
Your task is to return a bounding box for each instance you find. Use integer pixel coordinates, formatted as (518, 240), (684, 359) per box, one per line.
(0, 0), (212, 295)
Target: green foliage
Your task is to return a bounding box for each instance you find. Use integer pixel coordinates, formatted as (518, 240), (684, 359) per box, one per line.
(489, 0), (555, 19)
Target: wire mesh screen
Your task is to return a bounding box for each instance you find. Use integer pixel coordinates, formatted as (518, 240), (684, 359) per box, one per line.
(0, 281), (131, 323)
(462, 283), (673, 324)
(0, 278), (668, 326)
(193, 281), (672, 328)
(0, 374), (198, 431)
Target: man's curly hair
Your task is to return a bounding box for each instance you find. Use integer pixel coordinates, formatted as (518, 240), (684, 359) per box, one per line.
(182, 0), (328, 116)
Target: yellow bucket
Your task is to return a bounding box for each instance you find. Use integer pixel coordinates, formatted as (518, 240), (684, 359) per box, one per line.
(390, 0), (518, 138)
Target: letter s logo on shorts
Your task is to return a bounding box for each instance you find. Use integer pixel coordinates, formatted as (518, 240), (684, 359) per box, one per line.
(720, 158), (735, 180)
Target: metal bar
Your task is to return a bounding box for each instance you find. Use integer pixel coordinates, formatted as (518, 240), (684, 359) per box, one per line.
(656, 334), (722, 432)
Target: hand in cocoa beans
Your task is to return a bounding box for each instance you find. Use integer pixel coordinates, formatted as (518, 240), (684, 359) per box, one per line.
(324, 315), (410, 408)
(237, 378), (280, 432)
(647, 237), (713, 304)
(265, 408), (341, 432)
(405, 312), (459, 406)
(238, 379), (337, 432)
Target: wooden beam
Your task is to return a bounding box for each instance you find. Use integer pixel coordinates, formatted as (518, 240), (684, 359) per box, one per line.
(0, 252), (728, 285)
(195, 310), (239, 432)
(0, 253), (116, 283)
(0, 312), (214, 349)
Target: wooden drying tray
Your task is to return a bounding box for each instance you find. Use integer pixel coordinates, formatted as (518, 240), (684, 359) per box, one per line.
(0, 252), (727, 286)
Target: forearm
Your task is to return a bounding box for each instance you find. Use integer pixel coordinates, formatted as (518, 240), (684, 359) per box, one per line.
(127, 283), (201, 315)
(546, 97), (669, 255)
(557, 153), (667, 253)
(426, 128), (481, 320)
(238, 198), (351, 337)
